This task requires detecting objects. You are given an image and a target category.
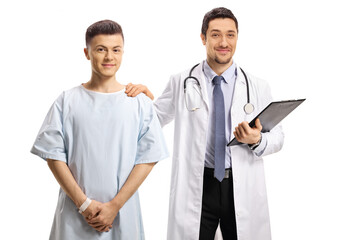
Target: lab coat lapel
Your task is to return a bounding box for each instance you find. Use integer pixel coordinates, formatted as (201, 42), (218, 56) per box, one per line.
(192, 61), (209, 111)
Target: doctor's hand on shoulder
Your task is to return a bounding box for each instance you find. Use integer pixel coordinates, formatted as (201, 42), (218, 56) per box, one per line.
(234, 118), (262, 145)
(125, 83), (154, 100)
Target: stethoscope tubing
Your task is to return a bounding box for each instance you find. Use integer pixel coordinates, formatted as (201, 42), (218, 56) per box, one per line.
(184, 63), (253, 114)
(183, 63), (201, 92)
(239, 67), (250, 105)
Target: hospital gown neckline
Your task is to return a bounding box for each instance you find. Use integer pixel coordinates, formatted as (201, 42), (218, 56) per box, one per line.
(80, 83), (126, 95)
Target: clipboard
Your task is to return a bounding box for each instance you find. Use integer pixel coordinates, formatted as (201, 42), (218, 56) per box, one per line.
(227, 99), (306, 146)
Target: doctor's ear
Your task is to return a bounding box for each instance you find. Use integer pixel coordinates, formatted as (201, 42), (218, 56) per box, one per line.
(84, 48), (90, 60)
(200, 33), (206, 45)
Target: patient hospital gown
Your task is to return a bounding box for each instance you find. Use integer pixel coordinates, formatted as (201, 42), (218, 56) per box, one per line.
(31, 85), (168, 240)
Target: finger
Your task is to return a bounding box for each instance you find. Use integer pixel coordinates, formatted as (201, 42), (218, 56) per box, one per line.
(234, 127), (241, 139)
(233, 130), (240, 141)
(129, 88), (138, 96)
(99, 225), (109, 232)
(241, 121), (252, 135)
(89, 222), (110, 231)
(89, 222), (104, 228)
(254, 118), (262, 131)
(238, 124), (246, 138)
(125, 86), (133, 94)
(93, 225), (107, 232)
(87, 216), (101, 224)
(133, 89), (142, 97)
(87, 217), (101, 224)
(125, 83), (133, 93)
(88, 220), (102, 226)
(95, 222), (111, 231)
(85, 210), (97, 220)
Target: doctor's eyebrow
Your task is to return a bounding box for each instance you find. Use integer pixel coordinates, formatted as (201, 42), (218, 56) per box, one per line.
(210, 29), (237, 33)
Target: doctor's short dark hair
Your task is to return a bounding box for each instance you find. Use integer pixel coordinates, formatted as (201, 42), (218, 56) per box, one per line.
(201, 7), (238, 38)
(85, 19), (124, 47)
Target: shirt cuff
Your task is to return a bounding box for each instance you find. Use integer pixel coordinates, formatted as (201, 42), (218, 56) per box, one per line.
(252, 133), (267, 156)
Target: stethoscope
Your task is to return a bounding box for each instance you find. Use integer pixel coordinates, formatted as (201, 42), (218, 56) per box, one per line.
(184, 63), (254, 114)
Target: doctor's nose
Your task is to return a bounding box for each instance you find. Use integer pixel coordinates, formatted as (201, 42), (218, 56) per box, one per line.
(219, 36), (229, 47)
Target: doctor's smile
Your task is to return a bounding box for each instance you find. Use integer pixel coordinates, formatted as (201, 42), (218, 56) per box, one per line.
(216, 48), (231, 54)
(102, 64), (116, 67)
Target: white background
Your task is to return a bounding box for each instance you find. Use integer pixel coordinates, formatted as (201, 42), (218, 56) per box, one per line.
(1, 0), (359, 239)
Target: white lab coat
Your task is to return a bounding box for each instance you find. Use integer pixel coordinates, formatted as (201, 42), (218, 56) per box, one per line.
(154, 61), (284, 240)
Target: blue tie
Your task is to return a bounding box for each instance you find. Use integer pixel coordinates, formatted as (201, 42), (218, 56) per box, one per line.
(213, 76), (226, 182)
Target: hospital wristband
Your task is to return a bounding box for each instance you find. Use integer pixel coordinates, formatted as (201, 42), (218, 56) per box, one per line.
(78, 198), (92, 214)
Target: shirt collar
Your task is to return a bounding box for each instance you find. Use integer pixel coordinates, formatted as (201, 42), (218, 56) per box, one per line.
(203, 60), (237, 84)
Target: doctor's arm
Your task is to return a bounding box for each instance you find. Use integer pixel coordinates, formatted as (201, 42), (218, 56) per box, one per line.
(258, 124), (284, 157)
(234, 119), (284, 157)
(86, 162), (156, 230)
(47, 159), (111, 232)
(125, 76), (177, 127)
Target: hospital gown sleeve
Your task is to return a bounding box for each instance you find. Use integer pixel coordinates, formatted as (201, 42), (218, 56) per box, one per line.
(135, 94), (169, 165)
(30, 93), (67, 163)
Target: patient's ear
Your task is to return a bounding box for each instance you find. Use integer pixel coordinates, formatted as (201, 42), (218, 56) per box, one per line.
(84, 48), (90, 60)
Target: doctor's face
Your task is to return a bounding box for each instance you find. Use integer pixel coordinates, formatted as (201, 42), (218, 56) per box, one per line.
(84, 34), (124, 79)
(201, 18), (238, 67)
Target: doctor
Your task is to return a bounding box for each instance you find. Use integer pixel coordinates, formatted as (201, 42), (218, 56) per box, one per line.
(127, 7), (284, 240)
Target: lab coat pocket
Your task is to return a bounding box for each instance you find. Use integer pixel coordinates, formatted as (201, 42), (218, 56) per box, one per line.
(184, 79), (204, 112)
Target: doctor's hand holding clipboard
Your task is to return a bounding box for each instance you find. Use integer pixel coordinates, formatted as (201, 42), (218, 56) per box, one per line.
(233, 118), (263, 145)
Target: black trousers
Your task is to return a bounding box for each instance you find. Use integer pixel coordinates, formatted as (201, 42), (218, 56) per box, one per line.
(199, 168), (237, 240)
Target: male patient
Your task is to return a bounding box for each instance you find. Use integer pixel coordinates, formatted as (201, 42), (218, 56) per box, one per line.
(31, 20), (168, 240)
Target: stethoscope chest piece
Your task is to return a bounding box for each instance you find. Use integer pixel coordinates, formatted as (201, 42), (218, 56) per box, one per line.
(239, 67), (254, 115)
(244, 103), (254, 115)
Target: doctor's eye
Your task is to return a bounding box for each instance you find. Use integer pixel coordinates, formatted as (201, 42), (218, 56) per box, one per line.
(113, 48), (122, 53)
